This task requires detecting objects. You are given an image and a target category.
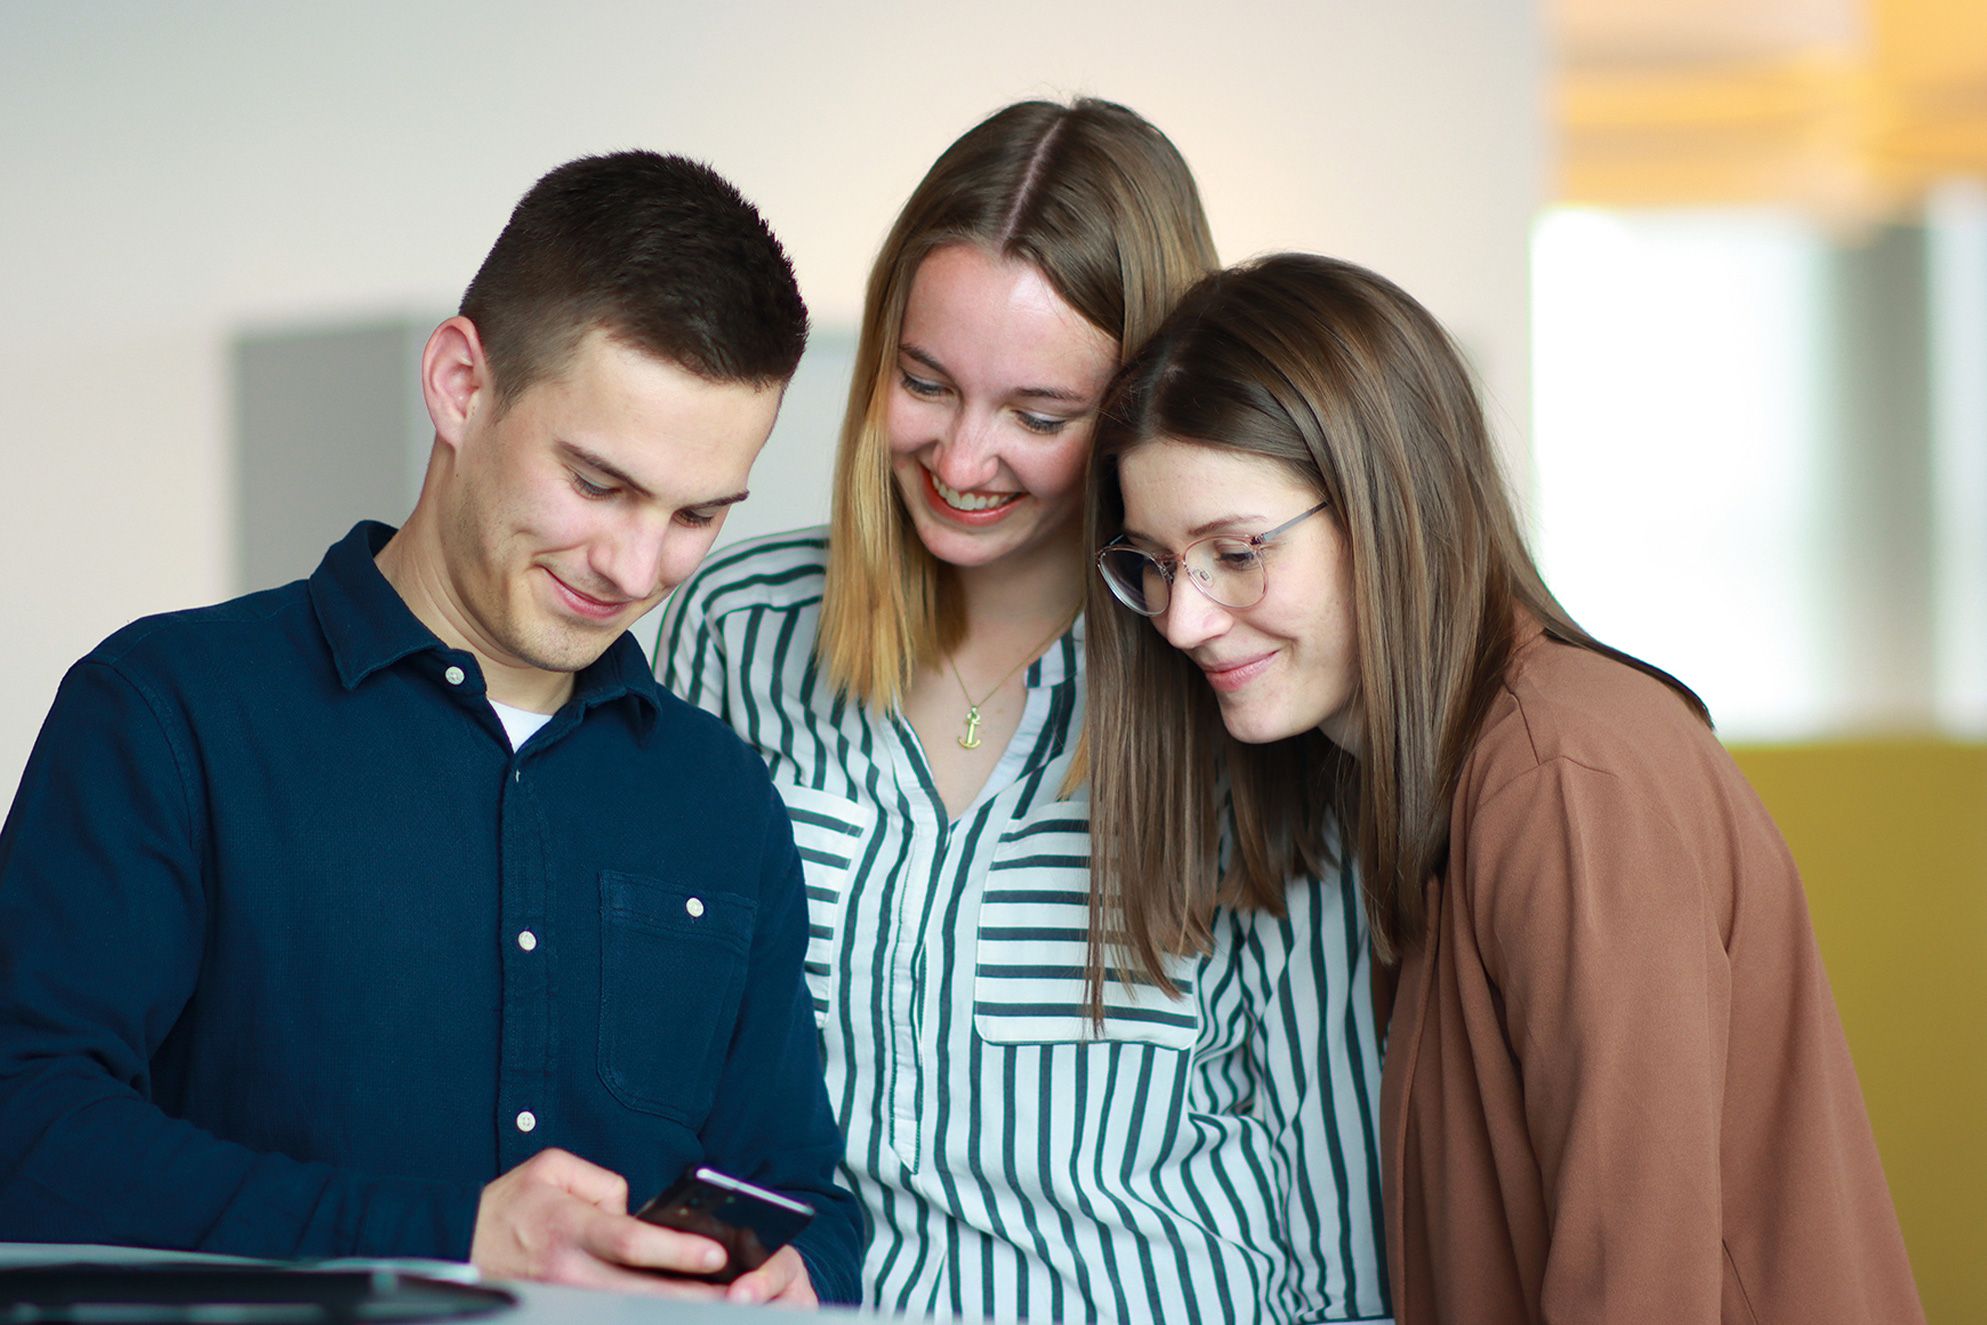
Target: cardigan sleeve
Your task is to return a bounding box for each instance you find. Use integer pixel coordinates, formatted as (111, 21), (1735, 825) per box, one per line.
(1465, 756), (1730, 1324)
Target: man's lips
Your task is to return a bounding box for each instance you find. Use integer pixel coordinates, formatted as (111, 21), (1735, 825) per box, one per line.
(543, 569), (633, 622)
(1198, 651), (1276, 693)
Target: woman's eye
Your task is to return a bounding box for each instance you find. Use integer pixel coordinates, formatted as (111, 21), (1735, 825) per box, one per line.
(1015, 412), (1070, 436)
(899, 371), (945, 399)
(1214, 548), (1258, 569)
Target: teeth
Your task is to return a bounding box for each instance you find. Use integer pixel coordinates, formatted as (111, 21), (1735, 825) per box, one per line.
(931, 472), (1020, 512)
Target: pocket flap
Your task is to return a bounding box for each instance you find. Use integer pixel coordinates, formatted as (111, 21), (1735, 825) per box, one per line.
(602, 871), (754, 951)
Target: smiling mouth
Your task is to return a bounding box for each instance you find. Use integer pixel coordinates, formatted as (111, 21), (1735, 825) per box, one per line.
(544, 569), (633, 621)
(928, 469), (1022, 513)
(1199, 651), (1277, 693)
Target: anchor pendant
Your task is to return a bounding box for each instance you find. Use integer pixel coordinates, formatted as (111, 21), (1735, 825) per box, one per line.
(958, 705), (983, 750)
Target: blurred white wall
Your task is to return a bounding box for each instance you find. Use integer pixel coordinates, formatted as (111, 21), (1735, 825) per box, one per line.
(0, 0), (1544, 796)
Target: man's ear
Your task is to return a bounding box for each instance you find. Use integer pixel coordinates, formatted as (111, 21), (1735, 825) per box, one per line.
(421, 316), (492, 452)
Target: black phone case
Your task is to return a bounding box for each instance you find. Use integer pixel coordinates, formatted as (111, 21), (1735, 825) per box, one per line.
(634, 1168), (815, 1284)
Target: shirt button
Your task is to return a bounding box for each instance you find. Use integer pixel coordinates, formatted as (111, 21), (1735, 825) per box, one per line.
(517, 930), (538, 952)
(685, 897), (705, 919)
(444, 665), (466, 686)
(515, 1110), (536, 1133)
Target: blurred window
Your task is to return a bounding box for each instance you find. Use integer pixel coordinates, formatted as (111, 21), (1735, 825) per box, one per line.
(1530, 202), (1986, 739)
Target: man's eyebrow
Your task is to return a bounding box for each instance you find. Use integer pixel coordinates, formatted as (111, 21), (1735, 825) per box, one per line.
(558, 442), (653, 499)
(899, 343), (1088, 405)
(558, 442), (747, 509)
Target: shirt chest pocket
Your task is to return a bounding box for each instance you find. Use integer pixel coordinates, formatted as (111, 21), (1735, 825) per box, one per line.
(776, 783), (873, 1027)
(972, 799), (1201, 1050)
(597, 871), (755, 1123)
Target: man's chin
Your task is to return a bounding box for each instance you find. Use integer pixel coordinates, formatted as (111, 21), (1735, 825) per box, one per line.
(512, 622), (625, 676)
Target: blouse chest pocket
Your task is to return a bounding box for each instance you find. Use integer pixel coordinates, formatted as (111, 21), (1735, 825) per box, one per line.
(597, 872), (755, 1123)
(776, 783), (873, 1027)
(972, 798), (1201, 1050)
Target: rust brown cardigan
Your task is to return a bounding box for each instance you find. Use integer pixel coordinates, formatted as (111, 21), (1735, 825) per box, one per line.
(1380, 622), (1922, 1324)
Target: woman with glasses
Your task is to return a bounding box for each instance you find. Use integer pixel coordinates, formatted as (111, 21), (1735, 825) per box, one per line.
(1085, 252), (1922, 1324)
(656, 103), (1390, 1321)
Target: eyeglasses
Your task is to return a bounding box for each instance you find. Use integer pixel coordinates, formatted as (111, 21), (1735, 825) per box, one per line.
(1096, 500), (1330, 617)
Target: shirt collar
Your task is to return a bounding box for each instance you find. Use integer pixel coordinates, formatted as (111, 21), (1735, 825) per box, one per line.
(307, 520), (661, 732)
(308, 521), (445, 688)
(574, 632), (666, 733)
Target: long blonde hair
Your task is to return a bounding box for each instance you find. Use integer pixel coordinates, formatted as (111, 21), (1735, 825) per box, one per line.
(817, 97), (1217, 707)
(1084, 254), (1709, 1009)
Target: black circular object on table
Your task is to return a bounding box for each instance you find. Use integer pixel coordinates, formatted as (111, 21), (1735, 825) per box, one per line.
(0, 1263), (516, 1322)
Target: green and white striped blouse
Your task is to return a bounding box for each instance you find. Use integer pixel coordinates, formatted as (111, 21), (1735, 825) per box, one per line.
(657, 530), (1390, 1324)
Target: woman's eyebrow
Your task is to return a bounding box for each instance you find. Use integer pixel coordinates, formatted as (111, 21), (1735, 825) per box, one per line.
(1117, 514), (1262, 546)
(1186, 513), (1264, 538)
(901, 342), (1086, 403)
(1012, 383), (1086, 403)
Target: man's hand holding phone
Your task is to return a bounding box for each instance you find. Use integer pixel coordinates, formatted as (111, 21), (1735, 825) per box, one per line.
(634, 1165), (817, 1306)
(722, 1245), (817, 1306)
(469, 1149), (816, 1302)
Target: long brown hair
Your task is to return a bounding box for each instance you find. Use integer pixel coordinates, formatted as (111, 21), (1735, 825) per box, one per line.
(1084, 254), (1707, 1008)
(816, 97), (1217, 708)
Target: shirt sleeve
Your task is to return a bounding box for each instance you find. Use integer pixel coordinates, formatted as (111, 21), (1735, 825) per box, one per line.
(693, 772), (865, 1304)
(654, 562), (729, 718)
(0, 659), (482, 1258)
(1467, 757), (1727, 1323)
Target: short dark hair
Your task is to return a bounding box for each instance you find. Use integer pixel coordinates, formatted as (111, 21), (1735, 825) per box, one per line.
(461, 151), (807, 411)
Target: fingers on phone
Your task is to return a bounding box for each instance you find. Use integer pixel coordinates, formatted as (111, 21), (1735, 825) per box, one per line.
(727, 1246), (815, 1306)
(560, 1253), (725, 1299)
(587, 1208), (728, 1277)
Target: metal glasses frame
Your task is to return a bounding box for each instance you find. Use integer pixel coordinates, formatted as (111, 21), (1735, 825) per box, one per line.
(1095, 499), (1331, 617)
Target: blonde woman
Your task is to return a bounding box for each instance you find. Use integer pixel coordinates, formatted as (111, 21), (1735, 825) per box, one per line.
(659, 102), (1391, 1322)
(1085, 253), (1921, 1324)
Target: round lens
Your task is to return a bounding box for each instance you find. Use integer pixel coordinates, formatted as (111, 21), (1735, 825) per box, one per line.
(1188, 539), (1266, 608)
(1098, 547), (1166, 615)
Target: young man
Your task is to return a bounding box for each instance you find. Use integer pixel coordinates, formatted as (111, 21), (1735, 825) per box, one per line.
(0, 152), (860, 1306)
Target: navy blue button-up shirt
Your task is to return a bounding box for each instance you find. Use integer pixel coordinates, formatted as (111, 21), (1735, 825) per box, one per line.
(0, 522), (861, 1301)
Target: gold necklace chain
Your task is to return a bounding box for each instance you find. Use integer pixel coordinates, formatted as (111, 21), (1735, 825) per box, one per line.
(944, 615), (1076, 750)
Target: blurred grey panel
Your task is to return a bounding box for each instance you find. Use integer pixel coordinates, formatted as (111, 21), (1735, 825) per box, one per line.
(711, 326), (857, 551)
(234, 318), (436, 594)
(1823, 227), (1936, 723)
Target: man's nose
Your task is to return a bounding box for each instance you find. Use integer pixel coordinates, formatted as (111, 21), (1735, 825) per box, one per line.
(590, 517), (671, 603)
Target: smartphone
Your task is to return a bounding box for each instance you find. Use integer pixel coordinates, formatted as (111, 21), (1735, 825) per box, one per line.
(633, 1166), (815, 1284)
